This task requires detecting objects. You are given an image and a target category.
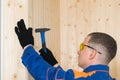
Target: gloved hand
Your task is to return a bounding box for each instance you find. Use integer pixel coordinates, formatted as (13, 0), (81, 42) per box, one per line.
(15, 19), (34, 48)
(39, 48), (58, 66)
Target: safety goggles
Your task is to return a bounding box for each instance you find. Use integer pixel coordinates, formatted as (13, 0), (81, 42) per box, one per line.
(80, 43), (102, 54)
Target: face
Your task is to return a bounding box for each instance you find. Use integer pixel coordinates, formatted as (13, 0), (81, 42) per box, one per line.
(77, 36), (93, 69)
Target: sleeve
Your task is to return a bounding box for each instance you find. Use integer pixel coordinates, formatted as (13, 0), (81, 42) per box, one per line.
(21, 46), (76, 80)
(22, 45), (52, 80)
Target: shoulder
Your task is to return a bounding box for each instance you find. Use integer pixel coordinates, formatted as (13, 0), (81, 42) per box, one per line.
(72, 69), (113, 80)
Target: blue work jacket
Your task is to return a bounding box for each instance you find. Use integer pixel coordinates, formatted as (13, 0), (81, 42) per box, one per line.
(22, 46), (115, 80)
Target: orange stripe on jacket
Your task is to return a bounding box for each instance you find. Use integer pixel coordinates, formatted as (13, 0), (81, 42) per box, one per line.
(73, 70), (96, 79)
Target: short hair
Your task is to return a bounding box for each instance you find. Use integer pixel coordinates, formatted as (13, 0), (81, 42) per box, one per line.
(88, 32), (117, 63)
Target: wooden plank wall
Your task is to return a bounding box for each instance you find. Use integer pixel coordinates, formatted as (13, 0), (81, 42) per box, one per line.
(2, 0), (30, 80)
(28, 0), (60, 79)
(2, 0), (60, 80)
(2, 0), (120, 80)
(28, 0), (60, 61)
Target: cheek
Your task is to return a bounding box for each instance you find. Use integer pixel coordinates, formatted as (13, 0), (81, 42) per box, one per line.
(78, 51), (87, 67)
(78, 50), (89, 60)
(78, 50), (85, 60)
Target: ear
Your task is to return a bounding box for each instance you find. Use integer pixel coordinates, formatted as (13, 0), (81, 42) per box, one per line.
(89, 50), (96, 60)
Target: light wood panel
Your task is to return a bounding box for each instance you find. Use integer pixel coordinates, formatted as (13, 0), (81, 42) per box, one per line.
(2, 0), (29, 80)
(2, 0), (60, 80)
(28, 0), (60, 79)
(29, 0), (60, 61)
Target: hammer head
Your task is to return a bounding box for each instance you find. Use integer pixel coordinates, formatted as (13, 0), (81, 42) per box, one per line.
(35, 28), (50, 32)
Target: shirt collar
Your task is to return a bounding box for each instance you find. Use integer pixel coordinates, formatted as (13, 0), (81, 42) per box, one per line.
(83, 64), (109, 72)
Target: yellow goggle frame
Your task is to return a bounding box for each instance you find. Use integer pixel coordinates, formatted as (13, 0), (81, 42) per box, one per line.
(80, 43), (102, 54)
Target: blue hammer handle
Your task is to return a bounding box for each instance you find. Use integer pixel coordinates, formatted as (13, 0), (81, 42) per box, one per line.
(40, 32), (46, 48)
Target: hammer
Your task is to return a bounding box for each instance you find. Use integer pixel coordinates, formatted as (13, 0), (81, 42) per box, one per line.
(35, 28), (50, 53)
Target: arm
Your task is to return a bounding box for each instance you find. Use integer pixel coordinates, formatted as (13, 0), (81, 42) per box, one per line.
(14, 19), (64, 80)
(22, 45), (75, 80)
(22, 45), (52, 79)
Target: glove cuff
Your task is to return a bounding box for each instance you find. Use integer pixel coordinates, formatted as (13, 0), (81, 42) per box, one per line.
(53, 63), (59, 67)
(24, 44), (33, 50)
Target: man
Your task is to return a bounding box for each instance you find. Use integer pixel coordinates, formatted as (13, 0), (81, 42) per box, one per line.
(15, 19), (117, 80)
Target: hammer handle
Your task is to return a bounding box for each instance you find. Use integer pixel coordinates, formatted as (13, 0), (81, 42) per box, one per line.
(40, 32), (46, 48)
(40, 32), (47, 53)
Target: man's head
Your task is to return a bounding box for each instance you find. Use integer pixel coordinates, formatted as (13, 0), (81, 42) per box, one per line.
(78, 32), (117, 69)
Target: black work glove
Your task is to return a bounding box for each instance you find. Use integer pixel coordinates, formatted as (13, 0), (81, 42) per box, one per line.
(39, 48), (58, 66)
(15, 19), (34, 48)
